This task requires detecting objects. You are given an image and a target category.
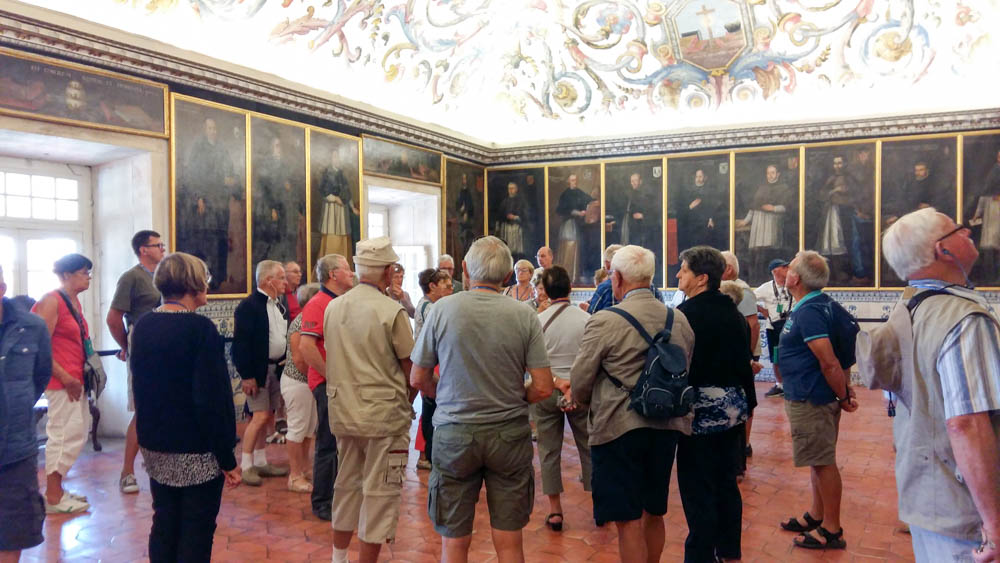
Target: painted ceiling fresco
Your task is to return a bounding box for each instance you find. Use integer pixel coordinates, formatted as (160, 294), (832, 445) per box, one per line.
(15, 0), (1000, 146)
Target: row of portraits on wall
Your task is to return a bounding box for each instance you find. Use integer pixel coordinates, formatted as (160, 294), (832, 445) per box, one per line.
(488, 134), (1000, 289)
(172, 94), (999, 294)
(171, 94), (485, 297)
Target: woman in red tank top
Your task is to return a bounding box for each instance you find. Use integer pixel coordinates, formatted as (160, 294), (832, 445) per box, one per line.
(31, 253), (94, 514)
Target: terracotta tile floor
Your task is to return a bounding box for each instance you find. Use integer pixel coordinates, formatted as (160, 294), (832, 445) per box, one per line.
(21, 383), (914, 562)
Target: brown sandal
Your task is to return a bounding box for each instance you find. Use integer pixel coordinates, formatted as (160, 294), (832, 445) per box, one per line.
(545, 513), (563, 532)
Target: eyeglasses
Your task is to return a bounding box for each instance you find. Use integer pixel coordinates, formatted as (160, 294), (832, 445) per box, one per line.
(936, 223), (970, 243)
(143, 243), (166, 250)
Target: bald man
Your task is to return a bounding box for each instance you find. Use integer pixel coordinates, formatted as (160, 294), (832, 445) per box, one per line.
(536, 246), (553, 269)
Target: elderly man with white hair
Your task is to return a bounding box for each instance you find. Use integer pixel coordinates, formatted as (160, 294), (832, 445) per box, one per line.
(324, 237), (416, 563)
(775, 250), (859, 551)
(437, 254), (464, 292)
(411, 236), (553, 563)
(874, 208), (1000, 563)
(571, 245), (695, 563)
(231, 260), (290, 486)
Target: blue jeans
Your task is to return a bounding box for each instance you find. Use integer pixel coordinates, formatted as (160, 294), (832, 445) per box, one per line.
(910, 524), (978, 563)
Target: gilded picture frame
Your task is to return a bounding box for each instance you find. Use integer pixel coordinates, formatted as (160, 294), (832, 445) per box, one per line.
(169, 93), (250, 298)
(0, 47), (168, 138)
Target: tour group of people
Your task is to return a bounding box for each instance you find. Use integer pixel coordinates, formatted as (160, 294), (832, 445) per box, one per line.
(2, 205), (1000, 563)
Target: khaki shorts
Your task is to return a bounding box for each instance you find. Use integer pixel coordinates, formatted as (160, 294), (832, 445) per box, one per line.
(428, 417), (534, 538)
(331, 433), (409, 544)
(785, 399), (841, 467)
(246, 364), (282, 414)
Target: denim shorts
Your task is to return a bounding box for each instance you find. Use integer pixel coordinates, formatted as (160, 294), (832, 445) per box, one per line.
(0, 453), (45, 551)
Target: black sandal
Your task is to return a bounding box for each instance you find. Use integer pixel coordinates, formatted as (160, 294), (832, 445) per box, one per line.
(794, 526), (846, 550)
(545, 513), (563, 532)
(780, 512), (822, 532)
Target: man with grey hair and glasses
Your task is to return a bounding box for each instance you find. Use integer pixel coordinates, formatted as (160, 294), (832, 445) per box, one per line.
(438, 254), (464, 293)
(300, 253), (355, 521)
(411, 235), (553, 562)
(870, 208), (1000, 563)
(775, 250), (859, 551)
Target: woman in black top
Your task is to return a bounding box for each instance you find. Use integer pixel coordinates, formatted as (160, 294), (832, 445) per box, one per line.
(130, 252), (240, 563)
(675, 246), (754, 563)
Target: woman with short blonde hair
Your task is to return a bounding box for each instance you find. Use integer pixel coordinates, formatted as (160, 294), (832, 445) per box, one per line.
(130, 252), (241, 561)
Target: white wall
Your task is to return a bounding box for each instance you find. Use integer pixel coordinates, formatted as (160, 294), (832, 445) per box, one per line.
(0, 114), (169, 438)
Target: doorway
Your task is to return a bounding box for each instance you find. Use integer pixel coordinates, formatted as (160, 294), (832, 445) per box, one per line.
(364, 178), (441, 305)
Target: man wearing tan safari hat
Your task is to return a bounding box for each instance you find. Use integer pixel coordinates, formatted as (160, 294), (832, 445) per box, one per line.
(322, 236), (416, 563)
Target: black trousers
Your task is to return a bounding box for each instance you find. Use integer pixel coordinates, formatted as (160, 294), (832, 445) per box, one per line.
(149, 475), (224, 563)
(311, 382), (338, 516)
(677, 426), (744, 563)
(421, 395), (437, 461)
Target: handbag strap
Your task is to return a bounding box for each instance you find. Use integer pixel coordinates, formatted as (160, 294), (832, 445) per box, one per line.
(56, 289), (88, 343)
(56, 289), (88, 369)
(542, 303), (570, 333)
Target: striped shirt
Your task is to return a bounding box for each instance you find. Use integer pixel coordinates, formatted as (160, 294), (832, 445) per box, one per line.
(911, 280), (1000, 419)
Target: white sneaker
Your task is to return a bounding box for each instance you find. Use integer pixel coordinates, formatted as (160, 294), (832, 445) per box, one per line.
(120, 473), (139, 494)
(46, 493), (90, 514)
(66, 490), (88, 502)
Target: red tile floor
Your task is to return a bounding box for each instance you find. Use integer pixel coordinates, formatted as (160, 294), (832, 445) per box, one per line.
(21, 383), (914, 562)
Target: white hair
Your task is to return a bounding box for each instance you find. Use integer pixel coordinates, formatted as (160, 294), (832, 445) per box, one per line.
(883, 208), (948, 280)
(720, 251), (739, 278)
(465, 236), (513, 283)
(438, 254), (455, 267)
(255, 260), (283, 285)
(356, 263), (388, 282)
(792, 250), (830, 291)
(603, 244), (623, 265)
(610, 245), (655, 284)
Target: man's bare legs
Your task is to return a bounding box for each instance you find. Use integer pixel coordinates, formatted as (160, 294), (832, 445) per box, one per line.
(810, 464), (843, 532)
(615, 512), (664, 563)
(120, 416), (139, 492)
(0, 550), (20, 563)
(441, 529), (524, 563)
(333, 530), (382, 563)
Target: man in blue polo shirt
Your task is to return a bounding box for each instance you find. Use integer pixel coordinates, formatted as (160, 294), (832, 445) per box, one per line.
(587, 244), (663, 313)
(776, 250), (859, 552)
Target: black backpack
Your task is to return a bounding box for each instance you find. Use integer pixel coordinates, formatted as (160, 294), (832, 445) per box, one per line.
(604, 307), (693, 419)
(818, 299), (861, 369)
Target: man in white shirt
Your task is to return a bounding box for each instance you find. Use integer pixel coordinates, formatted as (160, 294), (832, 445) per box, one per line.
(754, 259), (793, 398)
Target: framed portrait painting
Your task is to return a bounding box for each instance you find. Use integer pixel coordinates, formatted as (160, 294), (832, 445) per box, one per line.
(250, 116), (307, 270)
(733, 149), (801, 287)
(880, 136), (958, 286)
(962, 133), (1000, 287)
(803, 143), (876, 287)
(487, 167), (545, 265)
(308, 128), (361, 275)
(444, 159), (485, 283)
(604, 159), (664, 287)
(0, 47), (168, 137)
(170, 94), (249, 297)
(547, 164), (602, 287)
(666, 153), (730, 286)
(362, 136), (441, 185)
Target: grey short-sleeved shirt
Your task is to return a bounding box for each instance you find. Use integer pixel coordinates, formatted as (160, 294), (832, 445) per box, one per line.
(110, 264), (161, 329)
(411, 290), (550, 426)
(737, 287), (757, 318)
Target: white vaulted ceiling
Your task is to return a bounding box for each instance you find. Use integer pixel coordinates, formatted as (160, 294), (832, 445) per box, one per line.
(11, 0), (1000, 147)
